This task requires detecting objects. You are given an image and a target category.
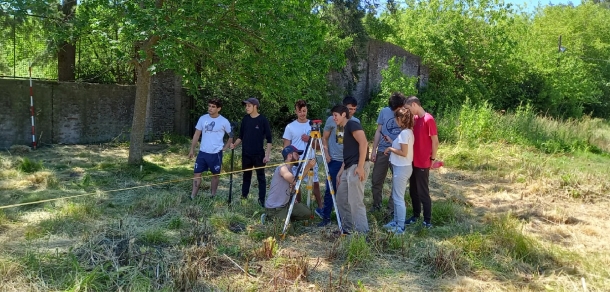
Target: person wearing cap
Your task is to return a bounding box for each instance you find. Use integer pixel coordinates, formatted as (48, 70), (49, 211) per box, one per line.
(188, 98), (232, 199)
(230, 97), (272, 206)
(282, 99), (323, 216)
(261, 145), (316, 223)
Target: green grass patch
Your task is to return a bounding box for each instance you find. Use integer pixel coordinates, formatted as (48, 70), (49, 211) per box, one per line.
(342, 234), (372, 267)
(438, 101), (610, 155)
(17, 157), (43, 173)
(140, 228), (171, 246)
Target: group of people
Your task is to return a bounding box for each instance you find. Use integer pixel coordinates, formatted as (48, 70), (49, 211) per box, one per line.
(188, 92), (438, 235)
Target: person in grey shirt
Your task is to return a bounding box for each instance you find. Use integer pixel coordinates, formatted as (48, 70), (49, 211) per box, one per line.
(262, 145), (316, 223)
(318, 96), (360, 227)
(370, 92), (407, 214)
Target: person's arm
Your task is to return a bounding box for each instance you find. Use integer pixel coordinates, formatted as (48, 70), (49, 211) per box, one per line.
(264, 143), (272, 163)
(384, 132), (408, 157)
(263, 118), (272, 163)
(231, 138), (241, 149)
(431, 135), (439, 160)
(353, 129), (368, 181)
(231, 119), (246, 149)
(280, 159), (315, 183)
(188, 129), (202, 158)
(322, 129), (331, 163)
(282, 124), (291, 147)
(336, 163), (345, 186)
(384, 143), (408, 157)
(222, 122), (233, 152)
(223, 136), (233, 152)
(371, 124), (382, 162)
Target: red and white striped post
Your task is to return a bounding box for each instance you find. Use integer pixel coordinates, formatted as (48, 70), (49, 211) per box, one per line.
(29, 65), (36, 150)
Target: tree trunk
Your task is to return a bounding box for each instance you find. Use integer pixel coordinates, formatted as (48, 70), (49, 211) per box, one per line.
(128, 36), (158, 165)
(58, 0), (77, 81)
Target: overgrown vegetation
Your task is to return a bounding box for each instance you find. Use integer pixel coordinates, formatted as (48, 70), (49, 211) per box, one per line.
(1, 112), (609, 290)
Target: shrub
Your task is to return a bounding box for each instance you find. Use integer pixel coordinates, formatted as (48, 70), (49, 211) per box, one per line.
(17, 157), (43, 173)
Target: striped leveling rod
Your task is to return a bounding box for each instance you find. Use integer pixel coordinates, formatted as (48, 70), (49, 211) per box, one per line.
(29, 65), (36, 149)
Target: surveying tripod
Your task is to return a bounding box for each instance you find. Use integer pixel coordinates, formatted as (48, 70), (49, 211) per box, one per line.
(281, 120), (342, 237)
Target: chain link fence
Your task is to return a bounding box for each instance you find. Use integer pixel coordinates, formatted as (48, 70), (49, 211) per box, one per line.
(1, 14), (134, 84)
(0, 15), (57, 79)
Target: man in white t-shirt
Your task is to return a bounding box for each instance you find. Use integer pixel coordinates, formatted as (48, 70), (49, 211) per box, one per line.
(282, 99), (323, 216)
(188, 98), (232, 200)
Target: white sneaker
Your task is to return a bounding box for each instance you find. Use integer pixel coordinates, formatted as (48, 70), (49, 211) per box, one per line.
(383, 221), (398, 229)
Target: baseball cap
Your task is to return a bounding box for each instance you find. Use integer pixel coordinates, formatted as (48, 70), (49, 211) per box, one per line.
(242, 97), (260, 107)
(281, 145), (299, 160)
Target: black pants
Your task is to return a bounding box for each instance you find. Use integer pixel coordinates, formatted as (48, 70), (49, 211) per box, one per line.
(241, 154), (266, 203)
(409, 166), (432, 223)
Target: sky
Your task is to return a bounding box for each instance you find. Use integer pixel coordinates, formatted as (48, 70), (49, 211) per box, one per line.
(505, 0), (582, 12)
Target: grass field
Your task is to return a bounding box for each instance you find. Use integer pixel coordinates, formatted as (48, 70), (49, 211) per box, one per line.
(1, 113), (609, 291)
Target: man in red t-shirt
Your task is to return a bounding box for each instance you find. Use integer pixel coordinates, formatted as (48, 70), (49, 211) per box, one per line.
(404, 96), (439, 228)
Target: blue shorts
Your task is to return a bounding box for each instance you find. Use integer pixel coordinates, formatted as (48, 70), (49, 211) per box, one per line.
(194, 151), (223, 174)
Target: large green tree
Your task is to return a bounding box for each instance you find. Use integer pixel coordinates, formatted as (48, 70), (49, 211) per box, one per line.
(74, 0), (347, 164)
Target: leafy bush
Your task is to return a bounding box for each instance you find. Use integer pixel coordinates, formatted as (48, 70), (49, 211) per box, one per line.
(360, 56), (418, 139)
(17, 157), (43, 173)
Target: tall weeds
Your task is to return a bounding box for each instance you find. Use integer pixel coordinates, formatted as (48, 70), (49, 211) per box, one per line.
(437, 101), (610, 154)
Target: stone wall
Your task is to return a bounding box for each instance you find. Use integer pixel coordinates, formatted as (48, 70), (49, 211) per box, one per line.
(329, 39), (429, 107)
(0, 73), (193, 149)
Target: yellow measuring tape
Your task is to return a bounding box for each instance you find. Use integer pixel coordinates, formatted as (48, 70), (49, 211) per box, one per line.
(0, 159), (310, 210)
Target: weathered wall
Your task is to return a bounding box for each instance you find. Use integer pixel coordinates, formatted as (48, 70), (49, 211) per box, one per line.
(329, 39), (429, 107)
(0, 74), (193, 149)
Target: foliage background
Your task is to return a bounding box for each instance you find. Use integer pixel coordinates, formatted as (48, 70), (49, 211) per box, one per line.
(1, 0), (609, 125)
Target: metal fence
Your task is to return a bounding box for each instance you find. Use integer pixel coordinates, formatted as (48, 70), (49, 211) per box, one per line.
(1, 14), (134, 83)
(0, 15), (57, 79)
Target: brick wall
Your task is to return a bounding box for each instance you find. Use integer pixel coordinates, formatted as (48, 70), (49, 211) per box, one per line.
(329, 39), (429, 107)
(0, 73), (193, 149)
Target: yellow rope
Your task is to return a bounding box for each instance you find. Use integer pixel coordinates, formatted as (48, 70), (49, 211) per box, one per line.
(0, 159), (310, 210)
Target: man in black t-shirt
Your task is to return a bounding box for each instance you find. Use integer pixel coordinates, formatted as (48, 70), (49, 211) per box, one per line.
(332, 105), (371, 234)
(230, 98), (272, 206)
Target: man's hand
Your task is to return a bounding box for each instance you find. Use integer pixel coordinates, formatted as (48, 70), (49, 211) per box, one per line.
(355, 165), (366, 181)
(370, 152), (377, 162)
(188, 150), (195, 159)
(325, 153), (331, 163)
(336, 170), (343, 186)
(307, 158), (316, 168)
(301, 134), (310, 143)
(263, 155), (270, 163)
(229, 143), (235, 150)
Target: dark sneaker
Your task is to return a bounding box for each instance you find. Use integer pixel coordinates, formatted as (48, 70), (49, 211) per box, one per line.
(368, 205), (381, 213)
(405, 216), (419, 225)
(422, 221), (433, 229)
(317, 220), (330, 227)
(332, 229), (350, 236)
(314, 208), (324, 219)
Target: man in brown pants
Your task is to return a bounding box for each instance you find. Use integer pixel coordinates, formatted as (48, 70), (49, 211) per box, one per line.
(369, 93), (407, 214)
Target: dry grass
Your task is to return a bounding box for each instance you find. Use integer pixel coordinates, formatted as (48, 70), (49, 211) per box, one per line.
(0, 139), (608, 291)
